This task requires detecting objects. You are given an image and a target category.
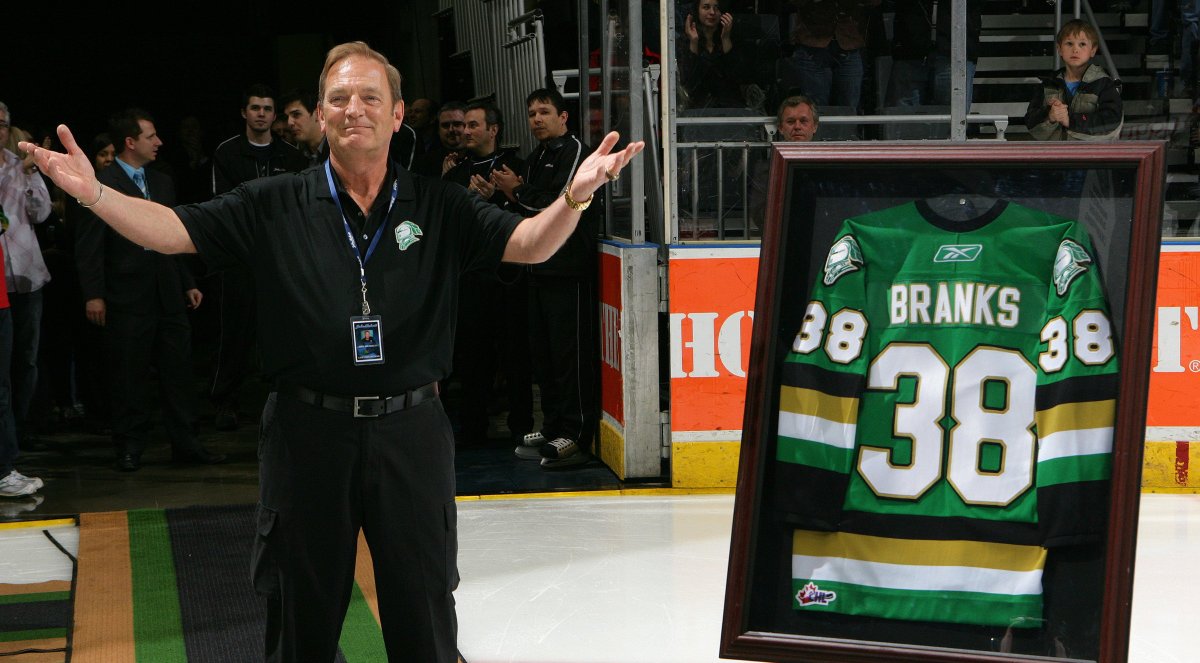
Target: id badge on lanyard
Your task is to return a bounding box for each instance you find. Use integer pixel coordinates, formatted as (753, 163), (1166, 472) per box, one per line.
(351, 315), (385, 365)
(326, 161), (398, 366)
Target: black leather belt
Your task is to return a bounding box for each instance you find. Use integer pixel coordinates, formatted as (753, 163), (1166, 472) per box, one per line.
(281, 382), (439, 417)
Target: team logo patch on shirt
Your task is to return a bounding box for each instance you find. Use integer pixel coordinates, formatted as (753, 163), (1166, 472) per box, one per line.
(796, 582), (837, 607)
(934, 244), (983, 263)
(395, 220), (423, 251)
(823, 235), (863, 286)
(1053, 239), (1091, 296)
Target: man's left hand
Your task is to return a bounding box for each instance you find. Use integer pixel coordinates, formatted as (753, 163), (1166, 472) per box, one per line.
(566, 132), (645, 204)
(185, 288), (203, 309)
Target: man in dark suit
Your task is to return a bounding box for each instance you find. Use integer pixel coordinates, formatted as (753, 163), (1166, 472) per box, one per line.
(209, 84), (309, 431)
(74, 108), (225, 471)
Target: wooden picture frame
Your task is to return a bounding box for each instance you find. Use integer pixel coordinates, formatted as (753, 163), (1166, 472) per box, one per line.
(721, 142), (1165, 663)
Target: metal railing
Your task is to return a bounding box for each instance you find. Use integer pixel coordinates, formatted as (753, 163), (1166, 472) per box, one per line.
(443, 0), (545, 157)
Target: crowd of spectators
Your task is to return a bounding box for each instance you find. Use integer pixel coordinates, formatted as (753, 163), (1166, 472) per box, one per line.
(0, 3), (1181, 496)
(0, 65), (613, 497)
(675, 0), (1131, 139)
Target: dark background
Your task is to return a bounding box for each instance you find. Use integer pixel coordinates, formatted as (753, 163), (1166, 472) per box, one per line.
(2, 5), (460, 165)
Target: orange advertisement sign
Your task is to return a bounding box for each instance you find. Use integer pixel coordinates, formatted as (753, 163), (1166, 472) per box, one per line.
(669, 248), (760, 432)
(1148, 246), (1200, 427)
(599, 249), (624, 426)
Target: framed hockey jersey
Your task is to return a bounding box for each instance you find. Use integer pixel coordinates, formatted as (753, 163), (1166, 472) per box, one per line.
(721, 142), (1165, 663)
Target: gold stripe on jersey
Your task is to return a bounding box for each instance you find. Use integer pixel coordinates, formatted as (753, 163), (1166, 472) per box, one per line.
(792, 530), (1047, 573)
(779, 385), (859, 425)
(1036, 399), (1115, 437)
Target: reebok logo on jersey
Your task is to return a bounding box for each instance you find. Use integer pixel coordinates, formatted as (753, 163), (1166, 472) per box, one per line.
(796, 582), (837, 607)
(823, 236), (863, 285)
(934, 244), (983, 263)
(1053, 239), (1091, 296)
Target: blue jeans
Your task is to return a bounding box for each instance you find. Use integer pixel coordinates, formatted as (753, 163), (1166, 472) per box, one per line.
(7, 289), (41, 438)
(887, 56), (977, 108)
(0, 309), (18, 476)
(790, 43), (864, 111)
(1183, 0), (1200, 83)
(1153, 0), (1170, 41)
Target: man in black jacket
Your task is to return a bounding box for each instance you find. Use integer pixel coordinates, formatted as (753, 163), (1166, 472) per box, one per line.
(209, 84), (308, 431)
(494, 88), (597, 469)
(443, 102), (531, 447)
(74, 108), (224, 471)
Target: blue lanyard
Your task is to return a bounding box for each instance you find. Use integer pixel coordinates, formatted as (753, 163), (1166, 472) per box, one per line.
(325, 160), (399, 315)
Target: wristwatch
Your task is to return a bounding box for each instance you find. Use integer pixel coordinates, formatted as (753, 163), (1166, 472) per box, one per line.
(563, 183), (592, 211)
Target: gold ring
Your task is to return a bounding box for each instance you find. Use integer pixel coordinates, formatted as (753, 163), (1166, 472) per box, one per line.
(605, 167), (619, 181)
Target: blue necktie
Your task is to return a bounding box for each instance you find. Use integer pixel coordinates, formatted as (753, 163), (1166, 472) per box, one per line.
(132, 171), (148, 199)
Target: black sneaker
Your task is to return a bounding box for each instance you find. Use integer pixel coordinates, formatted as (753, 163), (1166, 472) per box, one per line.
(539, 438), (588, 469)
(214, 405), (239, 431)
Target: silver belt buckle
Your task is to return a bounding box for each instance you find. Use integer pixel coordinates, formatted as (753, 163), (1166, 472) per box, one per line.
(353, 396), (383, 417)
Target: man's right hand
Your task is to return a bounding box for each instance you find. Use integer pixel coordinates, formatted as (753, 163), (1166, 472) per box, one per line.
(492, 165), (522, 202)
(441, 152), (463, 176)
(18, 125), (100, 206)
(85, 298), (106, 327)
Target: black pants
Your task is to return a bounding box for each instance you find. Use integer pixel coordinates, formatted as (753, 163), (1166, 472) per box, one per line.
(210, 268), (257, 407)
(527, 274), (598, 448)
(451, 271), (501, 441)
(254, 391), (460, 663)
(105, 308), (197, 456)
(499, 273), (533, 438)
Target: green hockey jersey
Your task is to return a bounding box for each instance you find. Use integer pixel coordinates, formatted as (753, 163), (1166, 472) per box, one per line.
(775, 199), (1118, 628)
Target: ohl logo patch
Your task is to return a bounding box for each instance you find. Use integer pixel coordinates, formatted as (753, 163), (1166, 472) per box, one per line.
(796, 582), (837, 607)
(934, 244), (983, 263)
(395, 220), (423, 251)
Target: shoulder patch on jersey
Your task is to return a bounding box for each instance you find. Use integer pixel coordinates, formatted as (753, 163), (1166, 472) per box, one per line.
(823, 235), (863, 286)
(1053, 239), (1092, 296)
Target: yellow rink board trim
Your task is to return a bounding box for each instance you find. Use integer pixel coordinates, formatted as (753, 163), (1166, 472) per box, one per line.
(0, 519), (75, 532)
(672, 439), (740, 488)
(459, 487), (735, 501)
(659, 435), (1197, 493)
(1142, 440), (1200, 493)
(598, 418), (627, 480)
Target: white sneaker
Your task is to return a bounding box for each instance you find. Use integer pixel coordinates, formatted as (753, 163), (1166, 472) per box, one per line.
(0, 470), (39, 498)
(0, 494), (43, 517)
(10, 470), (42, 491)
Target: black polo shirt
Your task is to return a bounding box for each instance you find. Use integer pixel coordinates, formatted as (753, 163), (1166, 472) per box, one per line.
(175, 160), (522, 395)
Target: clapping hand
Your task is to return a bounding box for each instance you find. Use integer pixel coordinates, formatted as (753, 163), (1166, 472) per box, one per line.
(469, 173), (495, 199)
(1048, 98), (1070, 127)
(492, 165), (522, 201)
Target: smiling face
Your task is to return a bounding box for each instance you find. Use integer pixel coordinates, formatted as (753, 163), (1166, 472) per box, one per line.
(317, 54), (403, 159)
(695, 0), (721, 28)
(94, 143), (116, 170)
